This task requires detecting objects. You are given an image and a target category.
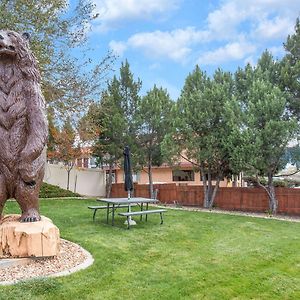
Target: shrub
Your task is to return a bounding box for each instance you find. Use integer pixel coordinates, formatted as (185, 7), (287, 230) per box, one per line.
(39, 182), (81, 198)
(273, 180), (288, 187)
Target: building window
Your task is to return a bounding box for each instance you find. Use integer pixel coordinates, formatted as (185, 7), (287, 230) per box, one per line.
(122, 172), (140, 183)
(200, 173), (224, 181)
(77, 158), (83, 168)
(106, 170), (116, 184)
(172, 170), (194, 181)
(89, 156), (98, 168)
(83, 158), (89, 168)
(132, 172), (140, 183)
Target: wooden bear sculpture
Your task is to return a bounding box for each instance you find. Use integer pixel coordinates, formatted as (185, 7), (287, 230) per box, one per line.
(0, 30), (48, 222)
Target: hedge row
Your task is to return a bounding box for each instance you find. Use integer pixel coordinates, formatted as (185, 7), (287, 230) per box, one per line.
(39, 182), (81, 198)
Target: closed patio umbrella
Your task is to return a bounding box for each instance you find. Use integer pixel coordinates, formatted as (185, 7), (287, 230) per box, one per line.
(124, 146), (133, 193)
(123, 146), (136, 225)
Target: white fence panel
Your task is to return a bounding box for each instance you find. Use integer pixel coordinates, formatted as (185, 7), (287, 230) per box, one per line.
(44, 163), (106, 197)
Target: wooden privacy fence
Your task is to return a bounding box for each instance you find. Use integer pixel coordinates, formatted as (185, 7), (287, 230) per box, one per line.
(111, 183), (300, 215)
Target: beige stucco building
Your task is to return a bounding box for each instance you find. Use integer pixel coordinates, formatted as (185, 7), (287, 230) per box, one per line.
(112, 162), (233, 187)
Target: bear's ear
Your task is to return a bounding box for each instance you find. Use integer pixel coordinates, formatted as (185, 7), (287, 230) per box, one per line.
(22, 32), (30, 41)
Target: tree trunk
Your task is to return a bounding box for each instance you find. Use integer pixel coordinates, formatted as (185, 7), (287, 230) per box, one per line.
(208, 177), (220, 209)
(67, 170), (70, 190)
(201, 168), (220, 209)
(267, 173), (277, 214)
(232, 175), (238, 187)
(204, 171), (213, 208)
(148, 155), (154, 198)
(66, 161), (75, 190)
(106, 163), (113, 198)
(200, 165), (209, 208)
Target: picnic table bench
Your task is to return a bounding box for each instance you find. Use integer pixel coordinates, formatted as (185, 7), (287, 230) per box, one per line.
(118, 209), (167, 229)
(88, 204), (137, 221)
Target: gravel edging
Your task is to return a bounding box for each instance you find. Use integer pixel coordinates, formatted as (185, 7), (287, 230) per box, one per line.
(0, 239), (94, 286)
(155, 204), (300, 223)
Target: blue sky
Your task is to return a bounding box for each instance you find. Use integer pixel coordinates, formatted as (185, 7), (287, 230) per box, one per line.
(72, 0), (300, 100)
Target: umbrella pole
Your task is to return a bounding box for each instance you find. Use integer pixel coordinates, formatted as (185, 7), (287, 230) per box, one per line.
(125, 190), (136, 225)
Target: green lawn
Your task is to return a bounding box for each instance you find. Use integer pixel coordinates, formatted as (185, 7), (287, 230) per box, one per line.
(1, 199), (300, 300)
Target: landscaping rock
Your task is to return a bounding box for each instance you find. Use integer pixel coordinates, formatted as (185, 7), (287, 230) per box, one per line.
(0, 214), (60, 258)
(0, 239), (92, 285)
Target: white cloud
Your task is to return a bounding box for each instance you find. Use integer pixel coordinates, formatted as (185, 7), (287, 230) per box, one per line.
(111, 27), (209, 63)
(197, 40), (257, 65)
(109, 40), (127, 56)
(205, 0), (299, 41)
(105, 0), (299, 66)
(92, 0), (180, 31)
(253, 17), (295, 40)
(206, 1), (248, 39)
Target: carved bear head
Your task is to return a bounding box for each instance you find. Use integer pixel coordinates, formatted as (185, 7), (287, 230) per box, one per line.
(0, 30), (30, 58)
(0, 30), (39, 81)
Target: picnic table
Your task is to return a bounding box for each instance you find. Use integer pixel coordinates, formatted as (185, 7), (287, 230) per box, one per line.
(89, 197), (166, 228)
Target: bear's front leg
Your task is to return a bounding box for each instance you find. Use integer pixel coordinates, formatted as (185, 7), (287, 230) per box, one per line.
(15, 176), (42, 222)
(0, 174), (8, 220)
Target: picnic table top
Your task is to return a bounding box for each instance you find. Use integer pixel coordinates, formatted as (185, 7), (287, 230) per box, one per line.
(96, 197), (159, 205)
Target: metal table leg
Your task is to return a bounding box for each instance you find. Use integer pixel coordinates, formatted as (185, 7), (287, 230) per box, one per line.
(140, 203), (143, 221)
(112, 204), (115, 226)
(146, 203), (149, 222)
(127, 216), (130, 229)
(160, 212), (163, 224)
(93, 209), (97, 221)
(106, 203), (109, 224)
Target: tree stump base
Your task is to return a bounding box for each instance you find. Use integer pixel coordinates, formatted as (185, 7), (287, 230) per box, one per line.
(0, 215), (60, 258)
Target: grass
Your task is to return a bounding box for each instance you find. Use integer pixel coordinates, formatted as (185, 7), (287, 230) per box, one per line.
(1, 199), (300, 300)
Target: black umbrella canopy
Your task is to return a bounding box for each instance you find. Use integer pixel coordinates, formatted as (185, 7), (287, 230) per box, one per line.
(123, 146), (133, 192)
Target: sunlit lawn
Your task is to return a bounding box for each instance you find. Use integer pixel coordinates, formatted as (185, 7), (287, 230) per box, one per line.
(1, 199), (300, 300)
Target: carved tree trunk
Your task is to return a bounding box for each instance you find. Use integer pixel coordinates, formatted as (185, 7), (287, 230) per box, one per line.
(0, 215), (60, 258)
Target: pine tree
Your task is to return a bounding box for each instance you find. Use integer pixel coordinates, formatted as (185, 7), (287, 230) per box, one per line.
(137, 85), (174, 198)
(91, 61), (142, 196)
(281, 17), (300, 118)
(166, 66), (236, 208)
(234, 58), (298, 214)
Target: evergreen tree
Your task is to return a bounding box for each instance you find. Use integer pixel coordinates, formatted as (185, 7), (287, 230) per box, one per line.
(137, 85), (174, 198)
(234, 59), (298, 214)
(119, 60), (142, 152)
(281, 17), (300, 117)
(90, 61), (142, 197)
(92, 83), (126, 197)
(165, 66), (236, 208)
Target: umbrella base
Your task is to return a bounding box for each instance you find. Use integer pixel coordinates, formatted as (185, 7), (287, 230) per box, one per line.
(124, 217), (136, 226)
